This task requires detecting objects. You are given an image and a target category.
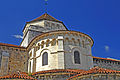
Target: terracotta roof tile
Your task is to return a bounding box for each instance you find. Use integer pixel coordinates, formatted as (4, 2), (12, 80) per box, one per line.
(93, 56), (120, 62)
(0, 72), (35, 80)
(27, 13), (62, 23)
(0, 43), (25, 49)
(67, 67), (120, 80)
(32, 69), (85, 75)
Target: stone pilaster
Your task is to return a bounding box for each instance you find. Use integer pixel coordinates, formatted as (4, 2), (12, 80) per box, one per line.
(57, 36), (64, 69)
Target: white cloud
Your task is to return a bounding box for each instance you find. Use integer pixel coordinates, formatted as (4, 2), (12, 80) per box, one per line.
(13, 35), (23, 39)
(104, 45), (110, 52)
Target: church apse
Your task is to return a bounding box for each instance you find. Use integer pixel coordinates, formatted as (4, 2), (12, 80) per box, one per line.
(27, 30), (93, 73)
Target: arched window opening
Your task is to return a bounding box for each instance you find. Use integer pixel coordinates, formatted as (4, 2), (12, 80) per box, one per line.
(45, 22), (50, 27)
(42, 52), (48, 66)
(51, 23), (55, 29)
(74, 51), (80, 64)
(57, 24), (60, 29)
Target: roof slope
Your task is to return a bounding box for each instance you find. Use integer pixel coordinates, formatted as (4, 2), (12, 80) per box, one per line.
(27, 13), (62, 23)
(32, 69), (85, 76)
(67, 67), (120, 80)
(0, 43), (25, 49)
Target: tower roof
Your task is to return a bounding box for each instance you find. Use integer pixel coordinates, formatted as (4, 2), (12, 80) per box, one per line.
(27, 13), (62, 23)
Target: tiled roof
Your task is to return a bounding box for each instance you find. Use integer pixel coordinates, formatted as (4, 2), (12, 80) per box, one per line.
(67, 67), (120, 80)
(93, 56), (120, 62)
(0, 72), (35, 80)
(86, 67), (120, 74)
(32, 69), (85, 75)
(27, 13), (62, 23)
(0, 43), (25, 49)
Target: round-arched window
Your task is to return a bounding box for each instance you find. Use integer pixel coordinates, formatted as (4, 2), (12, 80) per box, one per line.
(42, 52), (48, 66)
(74, 51), (80, 64)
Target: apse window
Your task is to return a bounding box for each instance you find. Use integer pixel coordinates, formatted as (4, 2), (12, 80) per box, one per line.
(42, 52), (48, 66)
(74, 51), (80, 64)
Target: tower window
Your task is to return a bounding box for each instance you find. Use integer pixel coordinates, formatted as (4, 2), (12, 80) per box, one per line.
(57, 24), (60, 29)
(51, 23), (55, 29)
(74, 51), (80, 64)
(42, 52), (48, 66)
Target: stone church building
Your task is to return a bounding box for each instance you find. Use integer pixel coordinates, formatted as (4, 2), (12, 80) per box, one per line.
(0, 13), (120, 80)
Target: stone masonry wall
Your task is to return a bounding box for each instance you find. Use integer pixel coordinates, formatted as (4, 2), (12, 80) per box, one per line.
(93, 58), (120, 71)
(0, 45), (28, 76)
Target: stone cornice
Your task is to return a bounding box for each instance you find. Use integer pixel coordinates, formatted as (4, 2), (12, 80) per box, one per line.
(26, 30), (94, 50)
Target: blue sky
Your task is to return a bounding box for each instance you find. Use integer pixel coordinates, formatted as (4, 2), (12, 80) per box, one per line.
(0, 0), (120, 59)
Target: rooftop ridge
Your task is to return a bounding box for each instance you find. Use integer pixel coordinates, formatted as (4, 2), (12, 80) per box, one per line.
(27, 13), (62, 23)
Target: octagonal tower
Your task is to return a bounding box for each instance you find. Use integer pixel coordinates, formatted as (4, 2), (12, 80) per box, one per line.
(21, 13), (67, 47)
